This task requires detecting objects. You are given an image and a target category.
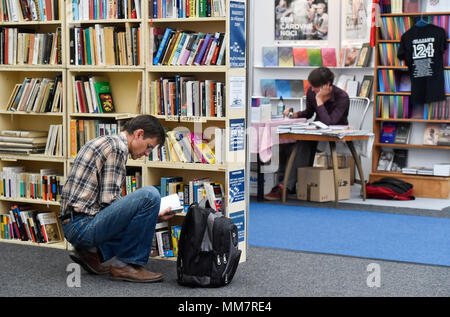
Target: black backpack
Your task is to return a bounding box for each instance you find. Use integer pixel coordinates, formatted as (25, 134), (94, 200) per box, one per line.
(176, 199), (241, 287)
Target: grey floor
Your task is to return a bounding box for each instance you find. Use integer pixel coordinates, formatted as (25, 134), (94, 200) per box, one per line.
(1, 241), (449, 297)
(2, 185), (449, 298)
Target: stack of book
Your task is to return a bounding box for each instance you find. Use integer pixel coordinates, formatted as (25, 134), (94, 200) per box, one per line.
(69, 25), (140, 66)
(149, 76), (225, 117)
(150, 130), (220, 165)
(157, 176), (224, 214)
(121, 170), (142, 197)
(378, 43), (406, 67)
(0, 130), (48, 155)
(70, 119), (120, 157)
(150, 28), (226, 66)
(0, 0), (60, 21)
(378, 69), (411, 93)
(410, 98), (450, 120)
(377, 95), (411, 119)
(150, 0), (226, 18)
(0, 28), (62, 65)
(72, 0), (141, 20)
(0, 206), (62, 244)
(44, 124), (63, 156)
(6, 76), (63, 113)
(72, 75), (115, 113)
(152, 222), (181, 258)
(378, 16), (414, 40)
(0, 167), (64, 201)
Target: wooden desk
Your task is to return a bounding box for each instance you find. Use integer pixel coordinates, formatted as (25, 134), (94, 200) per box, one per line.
(279, 133), (370, 205)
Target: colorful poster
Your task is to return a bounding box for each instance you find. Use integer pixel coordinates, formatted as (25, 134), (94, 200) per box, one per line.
(229, 170), (245, 203)
(230, 1), (246, 68)
(275, 0), (329, 42)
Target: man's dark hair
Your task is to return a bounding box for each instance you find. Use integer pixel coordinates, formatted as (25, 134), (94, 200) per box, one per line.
(307, 67), (335, 87)
(122, 115), (166, 146)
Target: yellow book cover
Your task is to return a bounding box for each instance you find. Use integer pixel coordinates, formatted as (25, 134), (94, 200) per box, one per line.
(167, 131), (187, 162)
(70, 119), (77, 157)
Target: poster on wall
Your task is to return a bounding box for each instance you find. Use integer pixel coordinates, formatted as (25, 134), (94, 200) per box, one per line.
(230, 1), (246, 68)
(275, 0), (329, 42)
(341, 0), (372, 44)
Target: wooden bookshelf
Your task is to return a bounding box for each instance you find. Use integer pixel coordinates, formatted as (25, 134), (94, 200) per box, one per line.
(59, 0), (248, 263)
(0, 0), (67, 247)
(370, 10), (450, 199)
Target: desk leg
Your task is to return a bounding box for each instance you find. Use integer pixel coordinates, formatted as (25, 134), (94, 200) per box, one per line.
(282, 144), (297, 203)
(329, 141), (339, 206)
(257, 154), (264, 201)
(346, 141), (366, 201)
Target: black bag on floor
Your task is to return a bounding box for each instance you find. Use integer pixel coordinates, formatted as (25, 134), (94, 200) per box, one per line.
(177, 199), (241, 287)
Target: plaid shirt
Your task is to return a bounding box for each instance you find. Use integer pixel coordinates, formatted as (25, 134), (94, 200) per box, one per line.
(60, 133), (128, 217)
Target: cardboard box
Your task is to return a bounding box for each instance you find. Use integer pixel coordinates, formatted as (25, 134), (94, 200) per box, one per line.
(313, 153), (355, 184)
(297, 167), (350, 202)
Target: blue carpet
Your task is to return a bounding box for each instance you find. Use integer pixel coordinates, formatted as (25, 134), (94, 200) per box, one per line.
(249, 202), (450, 267)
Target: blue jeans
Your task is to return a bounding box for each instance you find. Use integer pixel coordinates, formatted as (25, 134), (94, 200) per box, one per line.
(61, 186), (161, 266)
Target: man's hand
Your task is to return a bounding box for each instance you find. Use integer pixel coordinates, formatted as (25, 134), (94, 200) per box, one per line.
(315, 84), (332, 106)
(158, 207), (175, 222)
(283, 108), (298, 118)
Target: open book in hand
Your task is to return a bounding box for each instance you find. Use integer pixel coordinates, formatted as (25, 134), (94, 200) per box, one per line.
(159, 193), (184, 215)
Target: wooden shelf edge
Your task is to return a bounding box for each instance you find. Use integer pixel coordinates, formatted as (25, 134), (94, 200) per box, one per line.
(0, 239), (66, 249)
(370, 171), (450, 180)
(0, 197), (60, 206)
(375, 143), (450, 150)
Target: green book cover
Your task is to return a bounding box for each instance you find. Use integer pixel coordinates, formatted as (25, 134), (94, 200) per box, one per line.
(93, 81), (115, 113)
(84, 28), (91, 65)
(307, 49), (322, 66)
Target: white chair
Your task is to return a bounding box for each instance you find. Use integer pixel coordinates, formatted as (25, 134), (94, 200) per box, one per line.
(347, 97), (370, 130)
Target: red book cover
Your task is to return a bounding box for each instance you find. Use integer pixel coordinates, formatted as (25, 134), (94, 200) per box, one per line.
(292, 47), (308, 66)
(321, 48), (337, 67)
(45, 0), (52, 20)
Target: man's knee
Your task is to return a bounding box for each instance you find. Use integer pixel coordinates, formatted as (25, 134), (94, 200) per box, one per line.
(140, 186), (161, 202)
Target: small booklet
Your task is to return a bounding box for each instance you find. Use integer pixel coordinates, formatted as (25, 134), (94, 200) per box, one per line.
(159, 193), (184, 215)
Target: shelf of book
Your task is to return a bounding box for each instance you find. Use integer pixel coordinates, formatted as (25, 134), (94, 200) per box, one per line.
(370, 10), (450, 198)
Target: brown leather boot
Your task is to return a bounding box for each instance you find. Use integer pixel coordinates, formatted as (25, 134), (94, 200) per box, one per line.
(109, 264), (163, 283)
(69, 249), (110, 275)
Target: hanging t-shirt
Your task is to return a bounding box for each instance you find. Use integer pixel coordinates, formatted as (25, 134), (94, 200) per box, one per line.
(397, 23), (447, 104)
